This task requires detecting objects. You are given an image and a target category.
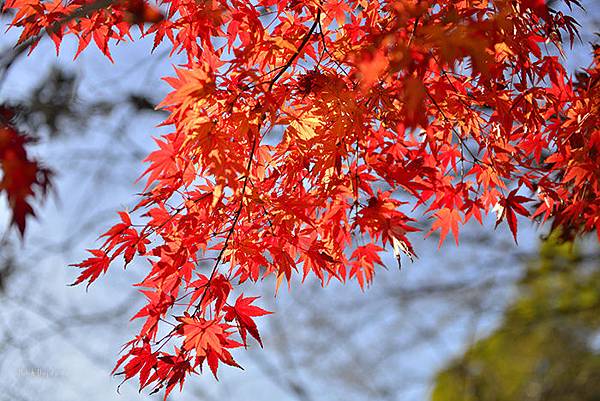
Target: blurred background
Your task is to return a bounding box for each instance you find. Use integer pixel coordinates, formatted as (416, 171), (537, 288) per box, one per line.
(0, 1), (598, 400)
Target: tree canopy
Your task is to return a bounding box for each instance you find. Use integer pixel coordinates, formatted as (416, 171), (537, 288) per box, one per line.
(432, 233), (600, 401)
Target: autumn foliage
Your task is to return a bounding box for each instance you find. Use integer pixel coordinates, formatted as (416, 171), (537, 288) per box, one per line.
(3, 0), (599, 397)
(0, 106), (51, 235)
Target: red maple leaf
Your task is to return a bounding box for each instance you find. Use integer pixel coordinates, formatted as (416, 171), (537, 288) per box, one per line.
(224, 295), (271, 347)
(69, 249), (111, 289)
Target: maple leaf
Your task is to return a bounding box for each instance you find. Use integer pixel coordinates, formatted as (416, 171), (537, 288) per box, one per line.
(189, 274), (232, 313)
(152, 348), (194, 400)
(350, 243), (385, 289)
(178, 316), (241, 378)
(0, 116), (51, 236)
(223, 295), (272, 347)
(69, 249), (111, 289)
(288, 114), (322, 141)
(495, 188), (532, 244)
(140, 135), (178, 189)
(427, 208), (462, 247)
(112, 343), (157, 390)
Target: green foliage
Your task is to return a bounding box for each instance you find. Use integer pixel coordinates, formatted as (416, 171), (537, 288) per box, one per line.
(432, 233), (600, 401)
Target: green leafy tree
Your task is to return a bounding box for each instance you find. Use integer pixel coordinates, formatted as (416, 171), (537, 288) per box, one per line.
(432, 233), (600, 401)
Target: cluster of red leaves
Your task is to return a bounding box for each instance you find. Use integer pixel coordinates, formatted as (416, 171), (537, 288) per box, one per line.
(3, 0), (163, 60)
(0, 106), (51, 235)
(533, 45), (600, 239)
(5, 0), (599, 398)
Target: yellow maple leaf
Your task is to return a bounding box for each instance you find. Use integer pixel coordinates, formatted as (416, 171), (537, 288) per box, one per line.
(289, 115), (322, 140)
